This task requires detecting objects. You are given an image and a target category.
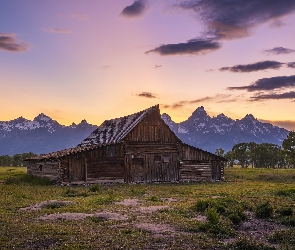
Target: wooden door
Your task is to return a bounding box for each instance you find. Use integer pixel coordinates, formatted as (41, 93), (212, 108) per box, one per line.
(70, 157), (86, 182)
(131, 157), (144, 182)
(211, 161), (221, 180)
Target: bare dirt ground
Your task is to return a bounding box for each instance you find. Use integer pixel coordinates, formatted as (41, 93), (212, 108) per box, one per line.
(20, 198), (289, 248)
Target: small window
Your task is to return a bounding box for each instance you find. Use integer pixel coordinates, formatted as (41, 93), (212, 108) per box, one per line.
(163, 156), (170, 163)
(154, 155), (161, 162)
(107, 146), (116, 157)
(39, 165), (43, 171)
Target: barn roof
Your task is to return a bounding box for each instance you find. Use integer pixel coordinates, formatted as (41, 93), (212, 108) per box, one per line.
(24, 144), (101, 161)
(77, 105), (158, 147)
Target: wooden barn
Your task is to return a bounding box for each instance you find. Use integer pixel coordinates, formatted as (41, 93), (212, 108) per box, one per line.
(25, 105), (226, 184)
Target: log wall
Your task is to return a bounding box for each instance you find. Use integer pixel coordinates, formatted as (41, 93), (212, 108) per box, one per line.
(26, 160), (61, 182)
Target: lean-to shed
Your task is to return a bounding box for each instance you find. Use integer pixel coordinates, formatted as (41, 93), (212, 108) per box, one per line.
(25, 105), (226, 184)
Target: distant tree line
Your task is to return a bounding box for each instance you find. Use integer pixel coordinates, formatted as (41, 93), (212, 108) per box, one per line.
(0, 152), (37, 167)
(216, 131), (295, 168)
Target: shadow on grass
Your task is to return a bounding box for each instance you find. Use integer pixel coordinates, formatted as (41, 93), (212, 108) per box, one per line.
(4, 174), (53, 185)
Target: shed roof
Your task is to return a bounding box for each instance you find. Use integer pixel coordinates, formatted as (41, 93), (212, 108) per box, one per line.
(77, 105), (158, 147)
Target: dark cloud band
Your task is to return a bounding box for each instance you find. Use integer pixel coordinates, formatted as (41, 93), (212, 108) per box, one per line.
(0, 33), (29, 52)
(264, 47), (295, 55)
(121, 0), (146, 17)
(228, 75), (295, 92)
(220, 61), (283, 73)
(251, 91), (295, 100)
(145, 39), (221, 56)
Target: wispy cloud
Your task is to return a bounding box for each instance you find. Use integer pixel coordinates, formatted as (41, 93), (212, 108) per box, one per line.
(0, 33), (30, 52)
(251, 91), (295, 101)
(164, 94), (233, 109)
(264, 47), (295, 55)
(101, 65), (111, 70)
(136, 92), (157, 98)
(120, 0), (147, 18)
(220, 61), (284, 73)
(287, 62), (295, 68)
(228, 75), (295, 92)
(71, 12), (89, 21)
(260, 119), (295, 131)
(43, 28), (72, 34)
(145, 38), (221, 56)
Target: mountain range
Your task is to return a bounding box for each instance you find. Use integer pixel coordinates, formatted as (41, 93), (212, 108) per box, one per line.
(0, 114), (97, 156)
(0, 107), (290, 155)
(162, 106), (289, 153)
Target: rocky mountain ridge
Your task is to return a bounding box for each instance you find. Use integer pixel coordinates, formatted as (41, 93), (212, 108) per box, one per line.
(0, 114), (98, 155)
(0, 108), (290, 155)
(162, 106), (289, 153)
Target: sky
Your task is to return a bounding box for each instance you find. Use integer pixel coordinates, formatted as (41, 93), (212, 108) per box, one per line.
(1, 0), (295, 131)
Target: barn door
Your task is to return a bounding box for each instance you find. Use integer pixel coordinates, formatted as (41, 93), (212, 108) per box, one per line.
(211, 161), (221, 181)
(131, 157), (144, 182)
(70, 157), (86, 182)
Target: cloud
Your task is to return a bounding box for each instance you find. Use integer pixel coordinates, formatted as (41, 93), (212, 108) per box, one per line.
(120, 0), (146, 17)
(43, 28), (72, 34)
(177, 0), (295, 40)
(136, 92), (157, 98)
(71, 12), (89, 20)
(251, 91), (295, 100)
(228, 75), (295, 92)
(264, 47), (295, 55)
(0, 33), (30, 52)
(220, 61), (284, 73)
(145, 38), (221, 56)
(147, 0), (295, 57)
(260, 119), (295, 131)
(165, 94), (232, 109)
(101, 65), (111, 70)
(287, 62), (295, 68)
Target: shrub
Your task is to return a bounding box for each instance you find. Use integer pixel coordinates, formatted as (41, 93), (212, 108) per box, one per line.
(255, 202), (273, 219)
(277, 207), (293, 217)
(228, 237), (276, 250)
(147, 196), (162, 202)
(63, 189), (88, 197)
(192, 199), (213, 213)
(268, 229), (295, 245)
(5, 174), (52, 185)
(94, 195), (115, 205)
(89, 184), (100, 192)
(199, 207), (232, 237)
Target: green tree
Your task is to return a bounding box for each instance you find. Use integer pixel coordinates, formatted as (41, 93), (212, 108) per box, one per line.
(282, 131), (295, 167)
(231, 143), (249, 168)
(224, 150), (235, 167)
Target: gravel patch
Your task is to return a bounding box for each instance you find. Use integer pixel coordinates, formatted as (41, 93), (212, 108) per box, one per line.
(138, 206), (170, 214)
(135, 223), (176, 235)
(19, 200), (74, 211)
(115, 199), (141, 206)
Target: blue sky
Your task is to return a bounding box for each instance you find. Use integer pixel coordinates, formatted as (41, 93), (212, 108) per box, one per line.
(1, 0), (295, 130)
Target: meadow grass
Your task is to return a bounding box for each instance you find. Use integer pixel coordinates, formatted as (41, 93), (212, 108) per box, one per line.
(1, 166), (295, 249)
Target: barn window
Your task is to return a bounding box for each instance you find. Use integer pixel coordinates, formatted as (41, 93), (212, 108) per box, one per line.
(39, 165), (43, 171)
(107, 146), (116, 157)
(154, 155), (161, 162)
(163, 156), (170, 163)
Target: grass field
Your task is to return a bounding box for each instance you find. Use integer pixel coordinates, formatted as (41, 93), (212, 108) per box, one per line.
(1, 167), (295, 249)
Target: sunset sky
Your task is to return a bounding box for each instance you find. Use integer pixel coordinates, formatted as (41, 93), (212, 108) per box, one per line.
(1, 0), (295, 130)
